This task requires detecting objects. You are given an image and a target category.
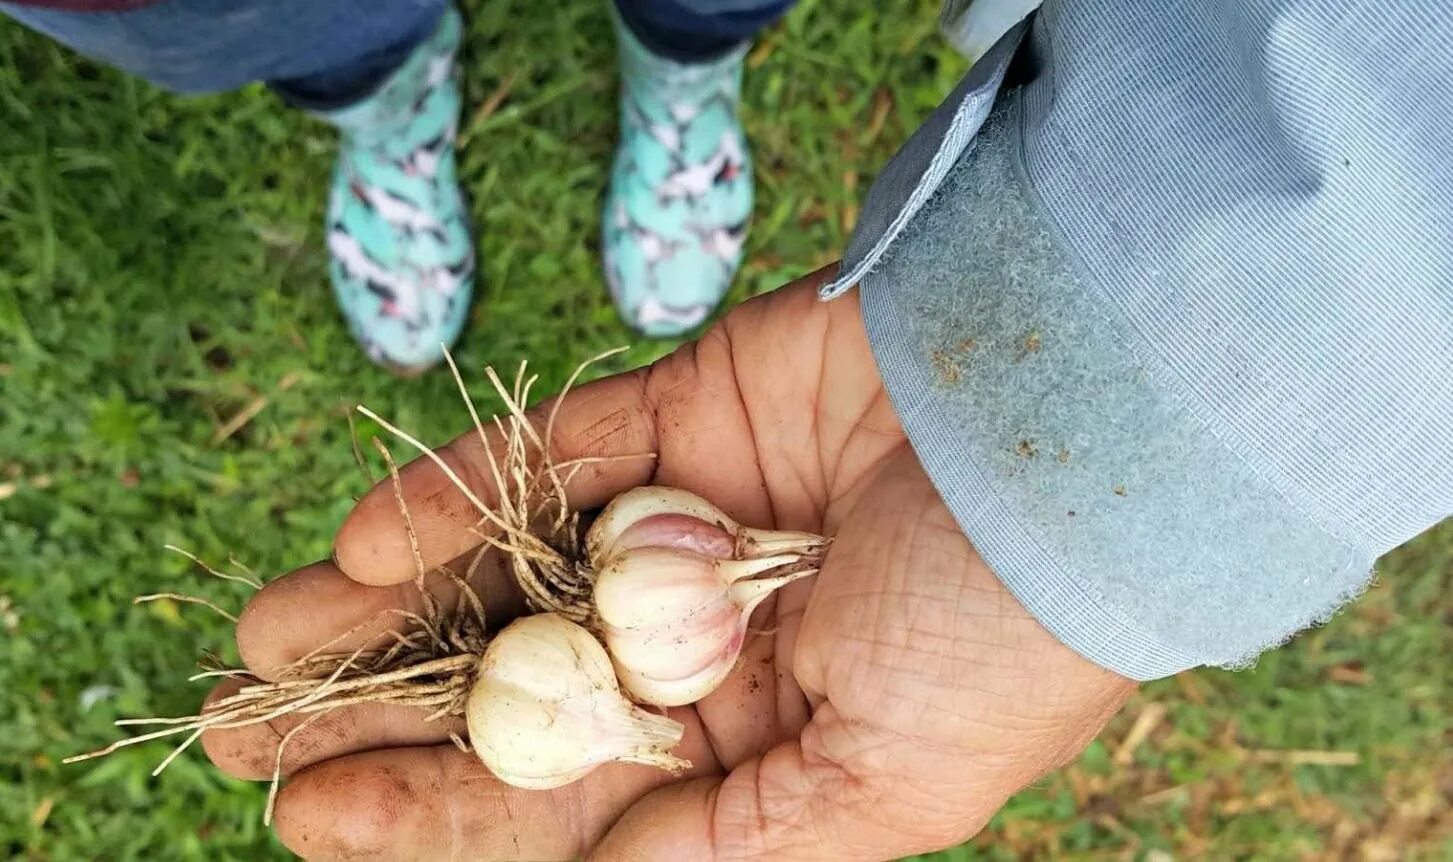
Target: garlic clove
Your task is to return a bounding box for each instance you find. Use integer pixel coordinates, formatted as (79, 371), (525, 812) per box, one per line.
(592, 547), (725, 629)
(607, 569), (817, 706)
(603, 599), (739, 680)
(586, 486), (736, 565)
(465, 613), (688, 789)
(593, 549), (809, 631)
(585, 485), (829, 566)
(611, 645), (743, 708)
(607, 512), (737, 559)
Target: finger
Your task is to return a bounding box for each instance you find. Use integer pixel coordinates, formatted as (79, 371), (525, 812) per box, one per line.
(201, 677), (464, 781)
(235, 557), (521, 681)
(593, 677), (1131, 862)
(337, 370), (659, 586)
(642, 263), (843, 534)
(271, 715), (721, 862)
(643, 325), (775, 529)
(592, 708), (1001, 862)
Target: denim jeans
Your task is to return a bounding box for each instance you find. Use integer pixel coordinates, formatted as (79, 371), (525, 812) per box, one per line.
(614, 0), (795, 62)
(0, 0), (796, 107)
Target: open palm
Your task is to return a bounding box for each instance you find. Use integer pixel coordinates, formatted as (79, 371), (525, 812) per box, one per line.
(204, 268), (1133, 861)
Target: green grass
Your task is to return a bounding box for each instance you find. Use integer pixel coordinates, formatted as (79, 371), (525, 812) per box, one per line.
(1, 1), (1449, 859)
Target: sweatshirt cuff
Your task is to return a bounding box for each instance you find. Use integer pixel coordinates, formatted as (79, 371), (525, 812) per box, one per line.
(851, 102), (1373, 681)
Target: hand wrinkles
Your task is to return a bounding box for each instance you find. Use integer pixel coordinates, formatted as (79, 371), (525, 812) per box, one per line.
(794, 706), (975, 857)
(433, 747), (465, 862)
(571, 406), (643, 460)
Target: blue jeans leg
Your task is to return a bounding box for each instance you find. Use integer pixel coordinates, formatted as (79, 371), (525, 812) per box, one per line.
(613, 0), (797, 62)
(0, 0), (447, 109)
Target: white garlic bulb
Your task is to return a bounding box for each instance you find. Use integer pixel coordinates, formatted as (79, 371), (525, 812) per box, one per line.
(593, 547), (816, 706)
(465, 613), (688, 789)
(584, 487), (827, 707)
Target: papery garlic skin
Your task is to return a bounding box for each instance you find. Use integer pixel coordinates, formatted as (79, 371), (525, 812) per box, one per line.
(465, 613), (688, 789)
(586, 486), (825, 566)
(593, 546), (815, 706)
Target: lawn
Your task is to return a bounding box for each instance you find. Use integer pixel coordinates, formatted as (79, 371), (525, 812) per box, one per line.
(1, 1), (1449, 859)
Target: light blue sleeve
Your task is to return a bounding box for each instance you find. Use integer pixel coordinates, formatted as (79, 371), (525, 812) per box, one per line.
(822, 1), (1453, 680)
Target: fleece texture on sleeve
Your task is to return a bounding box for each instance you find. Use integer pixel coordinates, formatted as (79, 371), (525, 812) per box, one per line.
(859, 106), (1374, 678)
(842, 0), (1452, 680)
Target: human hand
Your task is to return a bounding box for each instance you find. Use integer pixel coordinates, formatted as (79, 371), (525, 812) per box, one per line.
(203, 266), (1135, 860)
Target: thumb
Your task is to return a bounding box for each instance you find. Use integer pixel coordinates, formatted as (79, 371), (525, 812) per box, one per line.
(587, 637), (1134, 862)
(586, 705), (998, 862)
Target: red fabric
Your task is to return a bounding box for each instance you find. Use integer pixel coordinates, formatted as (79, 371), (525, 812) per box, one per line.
(4, 0), (163, 9)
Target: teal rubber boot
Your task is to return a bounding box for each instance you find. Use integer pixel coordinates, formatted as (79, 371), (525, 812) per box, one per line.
(318, 8), (474, 372)
(602, 9), (753, 336)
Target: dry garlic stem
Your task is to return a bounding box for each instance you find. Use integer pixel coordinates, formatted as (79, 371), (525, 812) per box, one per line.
(466, 613), (688, 789)
(586, 487), (827, 707)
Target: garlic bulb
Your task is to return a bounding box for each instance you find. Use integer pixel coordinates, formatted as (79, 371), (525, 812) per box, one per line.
(593, 547), (816, 706)
(584, 487), (827, 707)
(465, 613), (689, 789)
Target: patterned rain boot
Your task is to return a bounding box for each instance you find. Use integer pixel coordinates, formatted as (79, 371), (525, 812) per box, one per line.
(319, 7), (474, 372)
(602, 8), (753, 336)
